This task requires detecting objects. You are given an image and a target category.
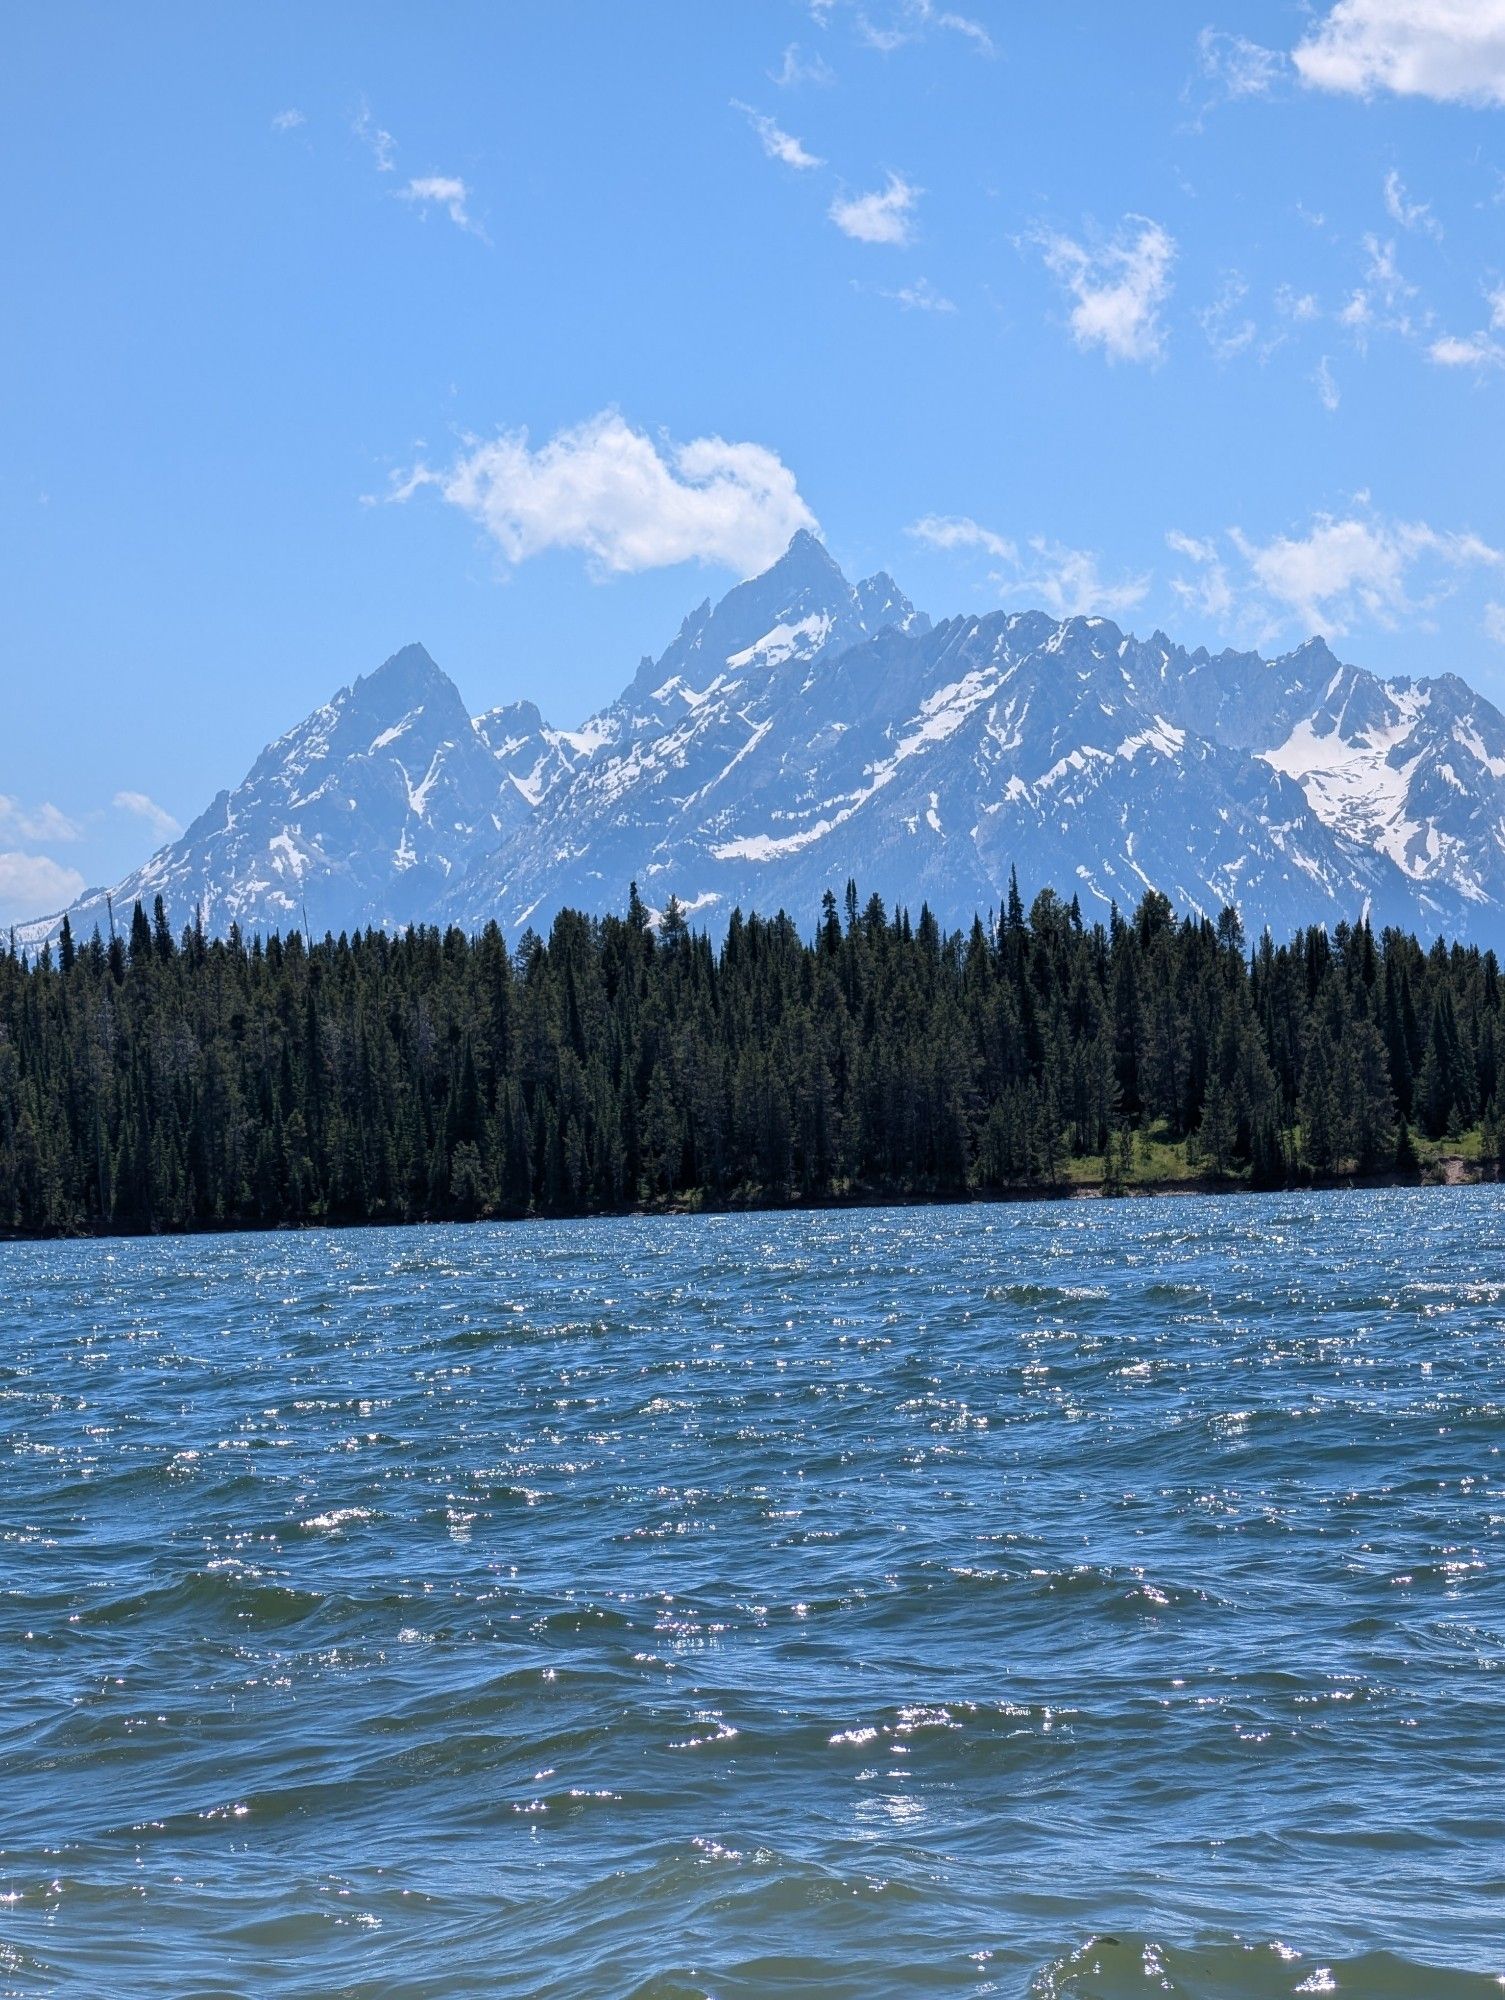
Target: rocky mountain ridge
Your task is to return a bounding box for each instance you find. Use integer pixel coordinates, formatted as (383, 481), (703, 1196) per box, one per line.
(23, 532), (1505, 948)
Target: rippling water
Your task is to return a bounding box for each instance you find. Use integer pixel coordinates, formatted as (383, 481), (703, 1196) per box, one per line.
(3, 1191), (1504, 1998)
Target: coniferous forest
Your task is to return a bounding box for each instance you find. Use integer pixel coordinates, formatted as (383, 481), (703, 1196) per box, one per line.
(2, 877), (1503, 1238)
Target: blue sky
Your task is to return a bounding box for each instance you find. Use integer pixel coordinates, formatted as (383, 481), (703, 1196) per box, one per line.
(4, 0), (1505, 922)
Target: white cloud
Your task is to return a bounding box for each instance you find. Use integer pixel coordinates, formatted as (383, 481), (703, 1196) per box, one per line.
(1293, 0), (1505, 106)
(399, 175), (484, 236)
(1275, 284), (1321, 323)
(885, 277), (956, 312)
(1166, 531), (1236, 622)
(1171, 509), (1503, 638)
(1016, 539), (1152, 620)
(771, 42), (835, 86)
(1383, 169), (1442, 239)
(1487, 601), (1505, 645)
(1429, 287), (1505, 369)
(1195, 28), (1287, 101)
(0, 796), (83, 844)
(1337, 233), (1421, 348)
(1199, 272), (1258, 361)
(909, 516), (1151, 619)
(1429, 331), (1505, 368)
(354, 103), (396, 171)
(830, 172), (920, 246)
(1315, 355), (1342, 411)
(910, 514), (1017, 562)
(0, 852), (85, 924)
(114, 791), (183, 841)
(733, 101), (824, 170)
(272, 108), (306, 132)
(926, 6), (996, 56)
(394, 410), (818, 579)
(1038, 216), (1177, 365)
(820, 1), (995, 57)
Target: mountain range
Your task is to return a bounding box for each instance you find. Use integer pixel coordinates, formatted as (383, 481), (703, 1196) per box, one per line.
(24, 530), (1505, 948)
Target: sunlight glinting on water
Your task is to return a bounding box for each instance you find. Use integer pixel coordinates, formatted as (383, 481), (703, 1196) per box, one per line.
(2, 1190), (1503, 1998)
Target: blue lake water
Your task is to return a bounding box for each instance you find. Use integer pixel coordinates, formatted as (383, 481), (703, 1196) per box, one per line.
(2, 1191), (1503, 1998)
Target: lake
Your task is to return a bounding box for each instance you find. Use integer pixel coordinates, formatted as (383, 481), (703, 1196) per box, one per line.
(2, 1191), (1502, 1998)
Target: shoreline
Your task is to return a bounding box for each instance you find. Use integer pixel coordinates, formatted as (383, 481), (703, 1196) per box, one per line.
(0, 1156), (1494, 1245)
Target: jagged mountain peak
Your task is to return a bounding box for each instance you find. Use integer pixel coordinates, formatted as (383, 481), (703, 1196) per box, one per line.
(350, 641), (464, 717)
(28, 544), (1505, 957)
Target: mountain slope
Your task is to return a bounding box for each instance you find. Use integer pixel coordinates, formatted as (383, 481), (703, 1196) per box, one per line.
(448, 572), (1499, 943)
(26, 535), (1505, 950)
(37, 644), (519, 943)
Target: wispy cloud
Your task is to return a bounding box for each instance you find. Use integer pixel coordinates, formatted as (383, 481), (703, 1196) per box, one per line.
(1315, 355), (1342, 411)
(1276, 284), (1321, 324)
(1293, 0), (1505, 107)
(1337, 233), (1423, 348)
(830, 172), (920, 246)
(771, 42), (835, 87)
(1429, 286), (1505, 370)
(392, 410), (818, 580)
(1383, 168), (1442, 239)
(1199, 272), (1259, 361)
(1170, 506), (1503, 638)
(1037, 216), (1177, 365)
(884, 277), (956, 312)
(0, 797), (84, 844)
(813, 0), (996, 58)
(1194, 27), (1287, 105)
(114, 791), (183, 841)
(0, 852), (85, 925)
(399, 174), (485, 237)
(910, 516), (1151, 619)
(272, 108), (306, 133)
(353, 102), (396, 172)
(732, 101), (824, 170)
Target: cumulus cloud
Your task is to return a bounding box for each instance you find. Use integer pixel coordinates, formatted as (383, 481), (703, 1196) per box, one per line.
(0, 796), (83, 844)
(114, 791), (183, 841)
(1430, 331), (1505, 369)
(1293, 0), (1505, 106)
(909, 516), (1151, 619)
(0, 852), (86, 925)
(1037, 216), (1177, 364)
(733, 102), (824, 169)
(1170, 508), (1503, 638)
(829, 172), (920, 245)
(399, 175), (484, 236)
(393, 411), (818, 579)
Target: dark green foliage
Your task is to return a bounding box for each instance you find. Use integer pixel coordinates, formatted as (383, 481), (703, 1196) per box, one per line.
(0, 885), (1495, 1236)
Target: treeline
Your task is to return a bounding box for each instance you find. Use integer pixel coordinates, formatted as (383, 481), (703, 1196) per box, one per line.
(1, 879), (1502, 1236)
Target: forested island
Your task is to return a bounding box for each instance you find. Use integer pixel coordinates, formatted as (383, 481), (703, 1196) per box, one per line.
(1, 879), (1501, 1238)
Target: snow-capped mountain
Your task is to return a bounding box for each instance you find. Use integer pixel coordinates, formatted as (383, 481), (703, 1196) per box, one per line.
(24, 534), (1505, 949)
(33, 643), (518, 944)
